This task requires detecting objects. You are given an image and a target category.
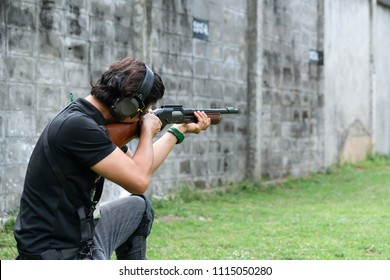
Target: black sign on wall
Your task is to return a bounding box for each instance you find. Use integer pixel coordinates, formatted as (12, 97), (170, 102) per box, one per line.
(193, 18), (209, 41)
(309, 49), (324, 65)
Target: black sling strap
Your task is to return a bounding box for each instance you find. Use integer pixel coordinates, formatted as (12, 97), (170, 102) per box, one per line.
(42, 124), (104, 259)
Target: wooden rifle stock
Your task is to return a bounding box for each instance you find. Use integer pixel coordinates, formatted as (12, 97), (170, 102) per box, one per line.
(102, 105), (239, 147)
(101, 122), (140, 148)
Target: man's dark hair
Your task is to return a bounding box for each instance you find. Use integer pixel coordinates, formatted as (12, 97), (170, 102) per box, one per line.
(90, 57), (165, 108)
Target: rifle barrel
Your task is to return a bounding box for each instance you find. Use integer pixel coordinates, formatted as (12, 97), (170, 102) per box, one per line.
(188, 107), (239, 114)
(156, 105), (239, 115)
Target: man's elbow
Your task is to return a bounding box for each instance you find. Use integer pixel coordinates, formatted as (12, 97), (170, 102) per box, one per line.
(127, 177), (150, 195)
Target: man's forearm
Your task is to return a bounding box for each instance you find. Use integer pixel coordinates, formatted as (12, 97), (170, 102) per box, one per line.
(132, 131), (155, 177)
(152, 126), (185, 172)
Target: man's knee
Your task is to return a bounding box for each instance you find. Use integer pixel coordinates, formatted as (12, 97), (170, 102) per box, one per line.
(131, 194), (154, 237)
(115, 195), (154, 260)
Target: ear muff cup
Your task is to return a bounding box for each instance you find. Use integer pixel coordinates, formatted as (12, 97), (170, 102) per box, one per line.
(113, 98), (140, 119)
(109, 66), (154, 121)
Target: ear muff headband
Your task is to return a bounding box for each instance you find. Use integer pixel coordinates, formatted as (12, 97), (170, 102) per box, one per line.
(135, 65), (154, 105)
(110, 66), (155, 121)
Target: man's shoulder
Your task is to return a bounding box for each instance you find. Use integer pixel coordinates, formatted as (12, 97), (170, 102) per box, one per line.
(53, 105), (97, 132)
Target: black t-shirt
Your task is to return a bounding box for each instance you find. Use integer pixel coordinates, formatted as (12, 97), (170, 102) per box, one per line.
(14, 98), (116, 254)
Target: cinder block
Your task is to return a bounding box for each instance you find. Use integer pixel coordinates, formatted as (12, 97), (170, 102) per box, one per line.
(6, 56), (35, 82)
(37, 58), (64, 84)
(8, 83), (36, 110)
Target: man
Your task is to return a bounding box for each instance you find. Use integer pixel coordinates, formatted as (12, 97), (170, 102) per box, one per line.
(14, 57), (211, 260)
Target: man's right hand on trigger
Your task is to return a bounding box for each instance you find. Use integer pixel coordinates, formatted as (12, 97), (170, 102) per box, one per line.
(140, 110), (162, 137)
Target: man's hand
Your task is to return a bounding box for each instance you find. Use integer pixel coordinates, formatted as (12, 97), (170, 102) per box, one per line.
(140, 110), (163, 137)
(173, 111), (211, 134)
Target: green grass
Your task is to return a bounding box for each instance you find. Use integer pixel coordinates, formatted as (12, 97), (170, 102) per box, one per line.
(147, 157), (390, 260)
(0, 217), (17, 259)
(2, 156), (390, 260)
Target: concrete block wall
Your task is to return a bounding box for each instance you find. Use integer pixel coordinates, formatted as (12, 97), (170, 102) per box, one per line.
(323, 0), (390, 165)
(374, 2), (390, 154)
(0, 0), (251, 210)
(260, 0), (325, 179)
(0, 0), (145, 211)
(1, 0), (390, 213)
(147, 0), (249, 195)
(324, 0), (372, 166)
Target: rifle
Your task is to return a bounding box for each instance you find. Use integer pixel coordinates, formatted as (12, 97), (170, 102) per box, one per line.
(101, 105), (239, 147)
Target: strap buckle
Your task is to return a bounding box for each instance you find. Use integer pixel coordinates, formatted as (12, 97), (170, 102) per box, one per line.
(79, 239), (94, 260)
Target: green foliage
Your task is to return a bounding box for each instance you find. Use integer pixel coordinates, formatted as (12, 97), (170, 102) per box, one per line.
(364, 152), (390, 167)
(3, 218), (16, 233)
(0, 218), (17, 259)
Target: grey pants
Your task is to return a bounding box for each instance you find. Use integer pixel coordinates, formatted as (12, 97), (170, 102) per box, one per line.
(90, 195), (151, 260)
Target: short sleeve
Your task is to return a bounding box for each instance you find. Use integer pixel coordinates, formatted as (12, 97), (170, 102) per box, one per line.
(55, 115), (116, 167)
